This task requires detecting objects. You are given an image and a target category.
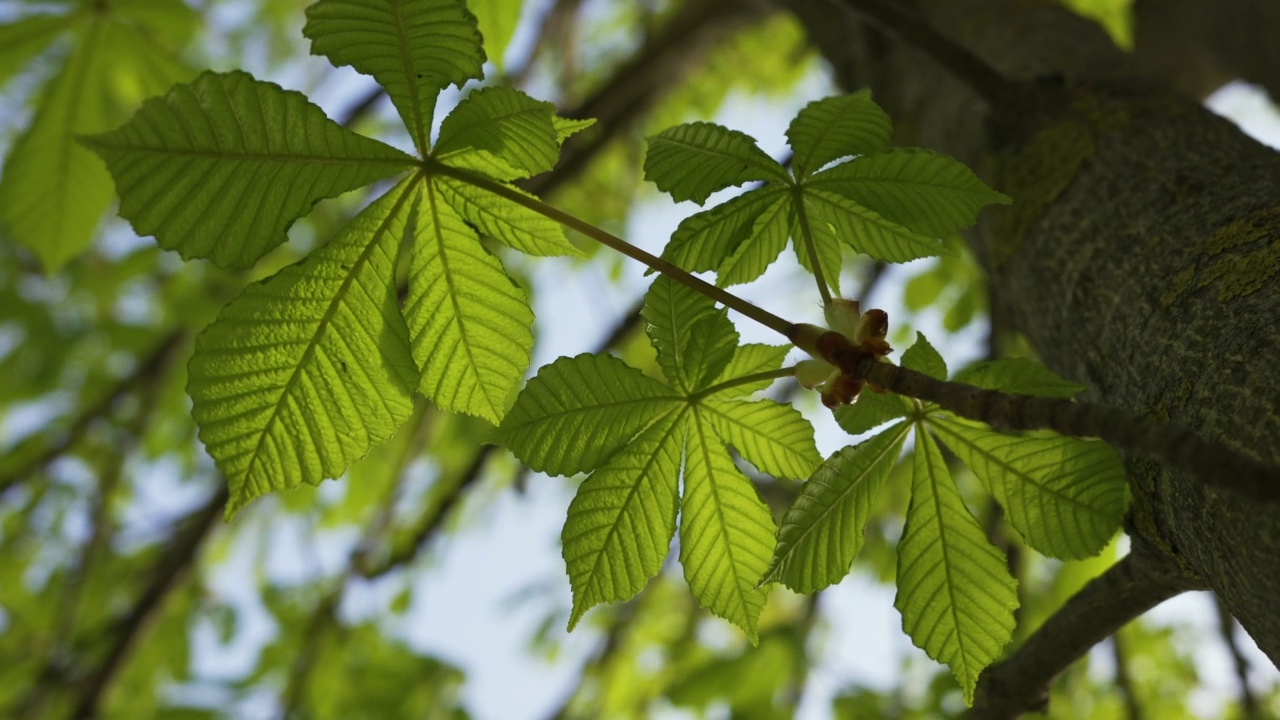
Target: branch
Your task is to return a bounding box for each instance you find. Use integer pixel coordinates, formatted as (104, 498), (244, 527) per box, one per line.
(817, 0), (1033, 116)
(72, 485), (227, 718)
(969, 539), (1203, 718)
(802, 328), (1280, 501)
(0, 332), (182, 496)
(1111, 632), (1143, 720)
(1215, 595), (1261, 718)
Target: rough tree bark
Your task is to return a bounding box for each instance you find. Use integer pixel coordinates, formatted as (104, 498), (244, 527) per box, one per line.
(780, 0), (1280, 671)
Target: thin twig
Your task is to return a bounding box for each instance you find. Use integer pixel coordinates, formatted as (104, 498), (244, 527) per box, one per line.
(72, 485), (228, 718)
(969, 539), (1203, 718)
(1111, 632), (1144, 720)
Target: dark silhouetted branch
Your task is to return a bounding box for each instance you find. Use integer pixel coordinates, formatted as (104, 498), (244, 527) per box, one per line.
(969, 540), (1203, 719)
(1215, 595), (1261, 718)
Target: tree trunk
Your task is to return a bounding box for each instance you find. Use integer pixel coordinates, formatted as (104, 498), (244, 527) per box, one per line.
(781, 0), (1280, 665)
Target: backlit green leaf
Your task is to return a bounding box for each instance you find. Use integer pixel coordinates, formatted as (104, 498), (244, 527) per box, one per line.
(930, 417), (1127, 559)
(766, 422), (909, 592)
(901, 332), (946, 381)
(808, 148), (1010, 237)
(497, 353), (680, 476)
(717, 192), (792, 287)
(469, 0), (523, 70)
(803, 188), (949, 263)
(953, 357), (1085, 398)
(701, 398), (821, 480)
(644, 275), (736, 393)
(432, 175), (582, 256)
(0, 20), (113, 271)
(0, 13), (73, 89)
(681, 410), (777, 641)
(434, 86), (560, 180)
(552, 115), (596, 143)
(188, 180), (420, 516)
(645, 122), (788, 204)
(85, 71), (415, 268)
(708, 343), (791, 397)
(896, 430), (1016, 704)
(793, 200), (843, 294)
(404, 177), (534, 423)
(787, 91), (892, 179)
(834, 390), (911, 435)
(663, 188), (782, 273)
(564, 409), (685, 629)
(304, 0), (485, 154)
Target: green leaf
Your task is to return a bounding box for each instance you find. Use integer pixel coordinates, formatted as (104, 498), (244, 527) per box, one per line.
(808, 148), (1011, 237)
(953, 357), (1084, 398)
(645, 122), (789, 204)
(303, 0), (486, 154)
(930, 417), (1127, 559)
(563, 408), (685, 629)
(787, 91), (892, 180)
(85, 71), (415, 268)
(0, 13), (74, 89)
(708, 343), (791, 397)
(552, 115), (596, 143)
(432, 175), (582, 257)
(717, 192), (792, 287)
(404, 177), (534, 423)
(497, 353), (679, 476)
(895, 430), (1017, 704)
(803, 188), (950, 263)
(681, 410), (777, 641)
(662, 188), (782, 273)
(834, 389), (911, 435)
(765, 422), (910, 592)
(188, 180), (420, 516)
(643, 275), (737, 393)
(0, 20), (113, 271)
(434, 86), (560, 180)
(901, 332), (946, 381)
(468, 0), (523, 70)
(701, 398), (821, 480)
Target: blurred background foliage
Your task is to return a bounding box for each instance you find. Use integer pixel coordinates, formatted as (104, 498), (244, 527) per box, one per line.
(0, 0), (1277, 718)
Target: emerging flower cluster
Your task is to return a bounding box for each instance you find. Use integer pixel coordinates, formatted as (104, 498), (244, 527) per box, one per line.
(794, 299), (892, 408)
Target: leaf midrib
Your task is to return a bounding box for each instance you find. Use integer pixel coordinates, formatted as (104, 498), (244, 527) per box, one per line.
(917, 431), (975, 673)
(240, 178), (417, 495)
(85, 141), (418, 166)
(772, 422), (908, 575)
(688, 407), (754, 617)
(929, 417), (1103, 516)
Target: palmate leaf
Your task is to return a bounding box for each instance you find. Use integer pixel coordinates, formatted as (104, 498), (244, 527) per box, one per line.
(85, 71), (415, 268)
(643, 275), (736, 393)
(834, 390), (910, 435)
(895, 430), (1017, 704)
(188, 178), (420, 516)
(434, 86), (560, 180)
(930, 417), (1127, 559)
(681, 409), (777, 641)
(495, 354), (680, 476)
(787, 91), (892, 179)
(563, 409), (685, 630)
(404, 177), (534, 423)
(303, 0), (486, 154)
(644, 122), (789, 204)
(807, 148), (1011, 237)
(766, 422), (910, 593)
(793, 201), (844, 293)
